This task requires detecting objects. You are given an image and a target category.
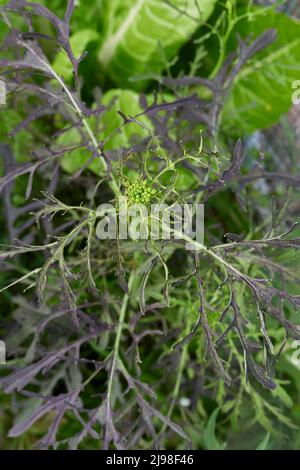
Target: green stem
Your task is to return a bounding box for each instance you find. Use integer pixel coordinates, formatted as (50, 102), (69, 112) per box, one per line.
(25, 43), (120, 196)
(106, 271), (135, 408)
(159, 312), (193, 436)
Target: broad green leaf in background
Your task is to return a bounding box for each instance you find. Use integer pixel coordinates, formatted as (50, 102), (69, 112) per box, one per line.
(52, 29), (101, 80)
(0, 110), (34, 175)
(100, 88), (151, 148)
(222, 8), (300, 135)
(60, 89), (150, 174)
(98, 0), (217, 89)
(36, 0), (103, 32)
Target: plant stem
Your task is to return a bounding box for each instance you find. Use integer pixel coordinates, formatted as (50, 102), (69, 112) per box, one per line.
(154, 215), (248, 281)
(159, 311), (193, 436)
(106, 271), (135, 412)
(26, 43), (120, 195)
(51, 68), (119, 196)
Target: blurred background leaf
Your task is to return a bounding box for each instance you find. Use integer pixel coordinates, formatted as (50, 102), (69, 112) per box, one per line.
(222, 7), (300, 134)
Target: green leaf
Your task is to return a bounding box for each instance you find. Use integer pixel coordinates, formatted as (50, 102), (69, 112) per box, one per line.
(222, 9), (300, 135)
(271, 382), (293, 409)
(52, 29), (101, 80)
(98, 0), (216, 89)
(59, 89), (150, 174)
(202, 408), (227, 450)
(256, 432), (270, 450)
(0, 110), (34, 175)
(101, 89), (151, 148)
(222, 399), (236, 414)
